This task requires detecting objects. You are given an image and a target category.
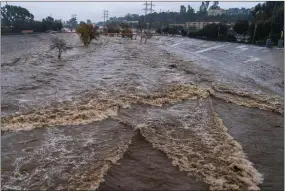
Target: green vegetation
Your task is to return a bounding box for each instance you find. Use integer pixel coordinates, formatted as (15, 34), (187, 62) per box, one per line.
(76, 23), (100, 46)
(1, 5), (63, 33)
(105, 2), (253, 29)
(158, 26), (181, 36)
(249, 1), (284, 44)
(120, 23), (133, 39)
(187, 23), (229, 41)
(200, 23), (227, 40)
(67, 16), (78, 30)
(233, 20), (249, 36)
(106, 24), (120, 34)
(185, 1), (284, 45)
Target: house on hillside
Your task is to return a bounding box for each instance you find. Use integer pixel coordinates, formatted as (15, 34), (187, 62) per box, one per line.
(227, 8), (240, 15)
(208, 8), (225, 16)
(185, 21), (220, 30)
(169, 23), (186, 28)
(225, 8), (251, 15)
(124, 21), (138, 24)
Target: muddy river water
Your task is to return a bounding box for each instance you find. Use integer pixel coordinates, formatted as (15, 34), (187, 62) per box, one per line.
(1, 34), (284, 190)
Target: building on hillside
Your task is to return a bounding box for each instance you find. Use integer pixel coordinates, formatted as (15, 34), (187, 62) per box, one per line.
(240, 8), (252, 15)
(226, 8), (251, 15)
(185, 21), (220, 30)
(169, 23), (186, 28)
(123, 20), (138, 24)
(227, 8), (239, 15)
(208, 8), (225, 16)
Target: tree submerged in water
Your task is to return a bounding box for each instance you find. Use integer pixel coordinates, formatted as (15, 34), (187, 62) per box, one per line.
(76, 23), (100, 46)
(50, 37), (72, 59)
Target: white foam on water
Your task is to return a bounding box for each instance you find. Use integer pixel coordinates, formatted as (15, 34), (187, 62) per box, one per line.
(196, 44), (226, 53)
(245, 56), (261, 63)
(236, 45), (249, 51)
(170, 39), (184, 47)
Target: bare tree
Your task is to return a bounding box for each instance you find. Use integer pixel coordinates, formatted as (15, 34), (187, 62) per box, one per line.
(142, 30), (152, 43)
(137, 20), (147, 43)
(50, 36), (72, 59)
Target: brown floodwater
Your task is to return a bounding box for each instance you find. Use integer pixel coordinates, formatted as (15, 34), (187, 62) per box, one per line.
(1, 34), (283, 190)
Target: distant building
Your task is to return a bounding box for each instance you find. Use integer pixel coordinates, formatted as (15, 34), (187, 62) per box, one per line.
(185, 21), (220, 30)
(226, 7), (251, 15)
(244, 8), (252, 15)
(208, 8), (225, 16)
(97, 26), (105, 33)
(169, 23), (186, 28)
(227, 8), (239, 15)
(123, 20), (138, 24)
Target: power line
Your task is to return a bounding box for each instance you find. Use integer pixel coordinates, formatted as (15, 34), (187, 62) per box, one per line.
(150, 1), (155, 14)
(142, 1), (155, 16)
(103, 9), (109, 28)
(149, 1), (155, 30)
(142, 1), (155, 29)
(72, 14), (77, 19)
(142, 1), (149, 20)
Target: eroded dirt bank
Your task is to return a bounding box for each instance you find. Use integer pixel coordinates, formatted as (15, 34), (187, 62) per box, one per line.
(1, 34), (284, 190)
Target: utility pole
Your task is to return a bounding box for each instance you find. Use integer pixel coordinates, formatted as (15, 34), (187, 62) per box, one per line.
(103, 10), (109, 32)
(150, 1), (154, 14)
(217, 25), (220, 41)
(103, 10), (105, 28)
(106, 10), (109, 23)
(142, 1), (155, 31)
(143, 1), (149, 22)
(149, 1), (155, 30)
(71, 14), (77, 22)
(252, 24), (257, 44)
(269, 1), (277, 39)
(103, 10), (105, 33)
(71, 14), (77, 31)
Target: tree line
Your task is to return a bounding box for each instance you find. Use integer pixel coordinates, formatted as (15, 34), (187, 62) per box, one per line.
(248, 1), (284, 43)
(104, 1), (283, 45)
(1, 5), (63, 33)
(155, 1), (284, 45)
(104, 1), (253, 29)
(231, 1), (284, 44)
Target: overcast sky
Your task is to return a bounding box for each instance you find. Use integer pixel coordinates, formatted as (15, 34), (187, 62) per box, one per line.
(3, 1), (263, 23)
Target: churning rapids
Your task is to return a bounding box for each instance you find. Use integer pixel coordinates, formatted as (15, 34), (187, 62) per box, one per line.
(1, 34), (284, 190)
